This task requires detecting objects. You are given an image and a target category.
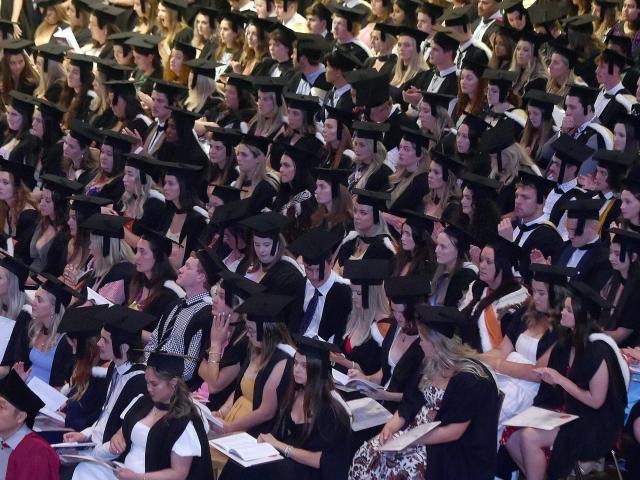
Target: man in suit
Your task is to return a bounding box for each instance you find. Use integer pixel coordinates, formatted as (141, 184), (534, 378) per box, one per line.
(472, 0), (503, 47)
(61, 307), (153, 479)
(294, 34), (332, 99)
(404, 29), (459, 112)
(323, 49), (360, 111)
(556, 199), (613, 290)
(540, 84), (613, 177)
(498, 167), (564, 282)
(141, 80), (187, 157)
(347, 68), (417, 168)
(289, 227), (352, 342)
(594, 48), (632, 131)
(544, 134), (593, 241)
(440, 4), (491, 71)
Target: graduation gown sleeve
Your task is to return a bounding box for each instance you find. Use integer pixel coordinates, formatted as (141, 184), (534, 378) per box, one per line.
(50, 336), (75, 388)
(0, 309), (31, 367)
(6, 433), (60, 480)
(13, 209), (38, 265)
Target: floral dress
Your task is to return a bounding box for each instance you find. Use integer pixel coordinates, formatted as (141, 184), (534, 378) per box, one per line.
(348, 384), (444, 480)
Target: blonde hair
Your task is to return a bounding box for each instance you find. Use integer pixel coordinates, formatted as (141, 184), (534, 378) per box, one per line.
(0, 266), (29, 320)
(353, 138), (388, 190)
(489, 142), (536, 185)
(35, 59), (66, 97)
(343, 284), (390, 346)
(235, 144), (280, 194)
(389, 148), (428, 204)
(184, 73), (216, 112)
(509, 41), (548, 96)
(35, 5), (69, 41)
(416, 324), (489, 385)
(546, 54), (575, 98)
(249, 91), (287, 137)
(391, 37), (427, 87)
(28, 290), (65, 351)
(90, 234), (136, 278)
(120, 168), (158, 219)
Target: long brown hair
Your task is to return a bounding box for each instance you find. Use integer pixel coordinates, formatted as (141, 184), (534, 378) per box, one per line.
(454, 77), (488, 120)
(1, 52), (40, 105)
(70, 337), (101, 401)
(274, 352), (349, 444)
(0, 176), (37, 235)
(310, 184), (353, 229)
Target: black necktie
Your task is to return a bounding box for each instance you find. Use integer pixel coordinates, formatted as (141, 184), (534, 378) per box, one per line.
(157, 123), (165, 132)
(514, 222), (537, 244)
(300, 289), (321, 334)
(604, 92), (616, 100)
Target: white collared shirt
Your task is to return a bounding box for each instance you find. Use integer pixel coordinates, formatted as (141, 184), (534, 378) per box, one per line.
(594, 82), (625, 117)
(513, 213), (550, 246)
(544, 178), (579, 241)
(427, 65), (456, 92)
(472, 12), (502, 44)
(566, 237), (599, 268)
(0, 425), (31, 478)
(302, 271), (341, 338)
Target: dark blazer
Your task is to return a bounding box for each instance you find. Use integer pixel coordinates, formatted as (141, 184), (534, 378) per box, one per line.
(415, 68), (458, 96)
(292, 279), (352, 342)
(598, 89), (630, 130)
(557, 240), (613, 290)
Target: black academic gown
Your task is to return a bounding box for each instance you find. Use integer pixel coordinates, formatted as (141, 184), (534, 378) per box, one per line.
(598, 88), (630, 131)
(220, 404), (352, 480)
(0, 307), (30, 367)
(397, 362), (499, 480)
(7, 134), (40, 166)
(556, 240), (613, 291)
(534, 337), (627, 479)
(259, 259), (306, 327)
(12, 209), (38, 266)
(387, 172), (429, 213)
(515, 222), (565, 282)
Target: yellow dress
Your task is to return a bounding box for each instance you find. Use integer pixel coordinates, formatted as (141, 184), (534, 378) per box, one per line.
(211, 377), (256, 476)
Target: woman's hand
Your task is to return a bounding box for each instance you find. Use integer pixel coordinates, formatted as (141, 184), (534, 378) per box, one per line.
(469, 244), (481, 266)
(210, 313), (232, 347)
(622, 346), (640, 362)
(229, 61), (242, 73)
(257, 433), (280, 448)
(109, 430), (127, 455)
(12, 362), (30, 381)
(533, 367), (563, 386)
(114, 467), (140, 480)
(530, 248), (551, 265)
(63, 431), (89, 443)
(121, 128), (143, 149)
(137, 91), (152, 110)
(13, 23), (22, 38)
(378, 423), (397, 445)
(347, 366), (365, 380)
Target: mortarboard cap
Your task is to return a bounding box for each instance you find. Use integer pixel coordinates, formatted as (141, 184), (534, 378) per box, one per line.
(0, 370), (45, 428)
(154, 159), (203, 182)
(563, 14), (596, 34)
(173, 40), (196, 59)
(69, 195), (111, 220)
(550, 134), (595, 183)
(431, 28), (462, 52)
(420, 2), (444, 19)
(81, 213), (128, 256)
(478, 124), (517, 171)
(220, 269), (266, 303)
(7, 90), (36, 118)
(550, 41), (577, 68)
(565, 280), (612, 318)
(101, 128), (137, 153)
(283, 93), (321, 116)
(331, 3), (369, 25)
(91, 2), (124, 26)
(605, 31), (632, 58)
(373, 22), (398, 41)
(0, 252), (29, 289)
(152, 79), (187, 103)
(442, 222), (473, 253)
(610, 227), (640, 262)
(597, 47), (631, 75)
(313, 168), (351, 196)
(240, 133), (271, 155)
(460, 113), (489, 137)
(194, 247), (227, 286)
(567, 83), (599, 108)
(460, 171), (501, 199)
(324, 107), (356, 140)
(138, 226), (179, 257)
(421, 91), (455, 111)
(288, 227), (342, 278)
(530, 263), (577, 287)
(234, 293), (293, 340)
(167, 105), (203, 130)
(384, 275), (431, 302)
(40, 174), (83, 197)
(37, 272), (80, 312)
(517, 166), (556, 203)
(36, 97), (67, 123)
(347, 68), (390, 107)
(400, 126), (432, 155)
(68, 118), (95, 147)
(499, 0), (525, 13)
(103, 305), (156, 359)
(210, 198), (252, 227)
(59, 305), (107, 339)
(34, 42), (69, 71)
(395, 26), (429, 50)
(210, 185), (244, 204)
(523, 89), (561, 119)
(352, 188), (390, 223)
(593, 149), (633, 176)
(395, 209), (436, 239)
(351, 121), (389, 153)
(123, 153), (158, 184)
(147, 350), (193, 377)
(253, 76), (287, 105)
(0, 159), (35, 189)
(240, 211), (290, 239)
(0, 39), (33, 55)
(185, 58), (220, 88)
(460, 54), (487, 78)
(439, 4), (472, 30)
(224, 72), (254, 92)
(343, 258), (392, 308)
(565, 198), (603, 236)
(415, 304), (464, 338)
(126, 34), (161, 55)
(206, 126), (242, 149)
(292, 334), (340, 379)
(483, 68), (518, 88)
